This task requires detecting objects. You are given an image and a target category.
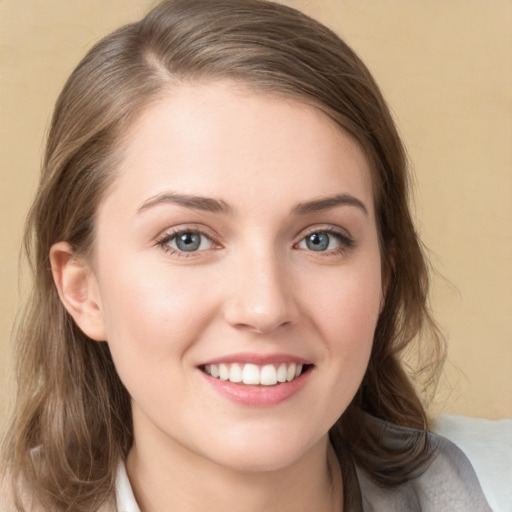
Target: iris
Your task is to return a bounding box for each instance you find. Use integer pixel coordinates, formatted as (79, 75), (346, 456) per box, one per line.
(305, 232), (331, 251)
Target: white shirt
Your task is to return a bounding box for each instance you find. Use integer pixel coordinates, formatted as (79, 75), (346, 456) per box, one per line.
(115, 461), (141, 512)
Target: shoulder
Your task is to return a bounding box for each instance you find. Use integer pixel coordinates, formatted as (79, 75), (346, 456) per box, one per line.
(411, 432), (493, 511)
(356, 428), (493, 512)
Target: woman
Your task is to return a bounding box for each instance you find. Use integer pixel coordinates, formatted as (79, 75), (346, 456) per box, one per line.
(1, 0), (491, 510)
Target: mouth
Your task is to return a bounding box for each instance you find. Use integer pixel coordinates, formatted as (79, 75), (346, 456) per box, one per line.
(200, 362), (312, 386)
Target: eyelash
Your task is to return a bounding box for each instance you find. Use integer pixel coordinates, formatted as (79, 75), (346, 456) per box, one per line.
(295, 226), (355, 256)
(156, 227), (218, 257)
(155, 226), (355, 257)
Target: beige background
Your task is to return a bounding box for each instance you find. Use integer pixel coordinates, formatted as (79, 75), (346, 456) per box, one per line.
(1, 1), (511, 425)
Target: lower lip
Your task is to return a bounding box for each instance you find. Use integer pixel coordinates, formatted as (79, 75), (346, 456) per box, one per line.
(198, 368), (311, 407)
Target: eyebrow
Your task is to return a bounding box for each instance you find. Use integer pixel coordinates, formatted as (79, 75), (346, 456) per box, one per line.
(138, 191), (368, 217)
(138, 192), (232, 214)
(293, 194), (368, 216)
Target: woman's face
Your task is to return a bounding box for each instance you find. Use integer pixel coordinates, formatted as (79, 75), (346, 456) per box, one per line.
(88, 81), (383, 472)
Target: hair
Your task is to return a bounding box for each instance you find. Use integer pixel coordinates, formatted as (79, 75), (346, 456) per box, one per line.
(2, 0), (445, 510)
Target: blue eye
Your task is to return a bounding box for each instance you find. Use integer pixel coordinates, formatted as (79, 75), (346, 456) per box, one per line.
(160, 231), (213, 253)
(298, 231), (348, 252)
(305, 232), (330, 251)
(174, 232), (202, 252)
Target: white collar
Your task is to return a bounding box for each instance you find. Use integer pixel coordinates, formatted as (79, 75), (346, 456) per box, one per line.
(115, 460), (141, 512)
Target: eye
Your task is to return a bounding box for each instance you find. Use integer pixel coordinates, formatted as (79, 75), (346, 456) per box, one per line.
(297, 230), (352, 252)
(158, 230), (215, 253)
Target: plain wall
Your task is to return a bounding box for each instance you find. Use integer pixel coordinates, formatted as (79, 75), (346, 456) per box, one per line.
(1, 0), (511, 426)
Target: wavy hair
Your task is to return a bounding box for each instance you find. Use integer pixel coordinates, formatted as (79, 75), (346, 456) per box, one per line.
(2, 0), (444, 509)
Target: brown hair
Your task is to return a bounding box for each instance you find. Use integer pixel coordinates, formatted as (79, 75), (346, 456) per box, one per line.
(2, 0), (444, 509)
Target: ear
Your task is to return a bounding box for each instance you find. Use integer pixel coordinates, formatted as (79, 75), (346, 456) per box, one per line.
(50, 241), (107, 341)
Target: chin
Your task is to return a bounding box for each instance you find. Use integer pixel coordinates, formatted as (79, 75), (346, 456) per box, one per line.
(201, 425), (326, 474)
(210, 448), (306, 474)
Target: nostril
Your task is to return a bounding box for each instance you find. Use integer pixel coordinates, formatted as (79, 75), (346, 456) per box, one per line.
(224, 301), (297, 335)
(221, 265), (299, 333)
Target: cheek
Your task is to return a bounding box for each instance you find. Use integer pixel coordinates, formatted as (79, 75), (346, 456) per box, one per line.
(300, 256), (382, 397)
(307, 260), (383, 343)
(98, 274), (219, 423)
(97, 263), (216, 385)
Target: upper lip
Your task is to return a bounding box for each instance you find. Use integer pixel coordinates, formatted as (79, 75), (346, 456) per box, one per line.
(198, 352), (313, 366)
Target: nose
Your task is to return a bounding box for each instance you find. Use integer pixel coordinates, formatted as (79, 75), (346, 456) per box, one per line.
(222, 249), (299, 334)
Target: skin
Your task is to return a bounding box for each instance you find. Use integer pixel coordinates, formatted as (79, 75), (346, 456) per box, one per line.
(52, 81), (384, 511)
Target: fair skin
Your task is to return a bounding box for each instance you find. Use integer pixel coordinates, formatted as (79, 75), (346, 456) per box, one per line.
(51, 81), (384, 511)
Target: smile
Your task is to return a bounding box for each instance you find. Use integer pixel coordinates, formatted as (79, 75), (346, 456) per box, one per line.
(202, 362), (308, 386)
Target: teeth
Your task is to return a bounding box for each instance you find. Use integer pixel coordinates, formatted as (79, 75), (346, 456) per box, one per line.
(260, 365), (277, 386)
(229, 363), (243, 383)
(242, 364), (260, 385)
(205, 362), (306, 386)
(286, 363), (296, 382)
(219, 363), (229, 381)
(277, 363), (287, 383)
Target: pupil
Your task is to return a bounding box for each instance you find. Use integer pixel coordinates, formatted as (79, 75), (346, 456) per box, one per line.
(177, 232), (200, 251)
(307, 233), (329, 251)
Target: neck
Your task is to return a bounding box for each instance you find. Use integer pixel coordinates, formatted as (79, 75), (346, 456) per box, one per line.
(126, 417), (343, 512)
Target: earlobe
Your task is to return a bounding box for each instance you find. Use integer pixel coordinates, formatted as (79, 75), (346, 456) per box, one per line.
(50, 241), (107, 341)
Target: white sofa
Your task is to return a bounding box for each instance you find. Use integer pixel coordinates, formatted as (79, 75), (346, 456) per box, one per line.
(433, 415), (512, 512)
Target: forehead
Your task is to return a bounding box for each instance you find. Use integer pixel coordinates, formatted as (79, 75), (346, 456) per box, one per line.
(103, 80), (374, 218)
